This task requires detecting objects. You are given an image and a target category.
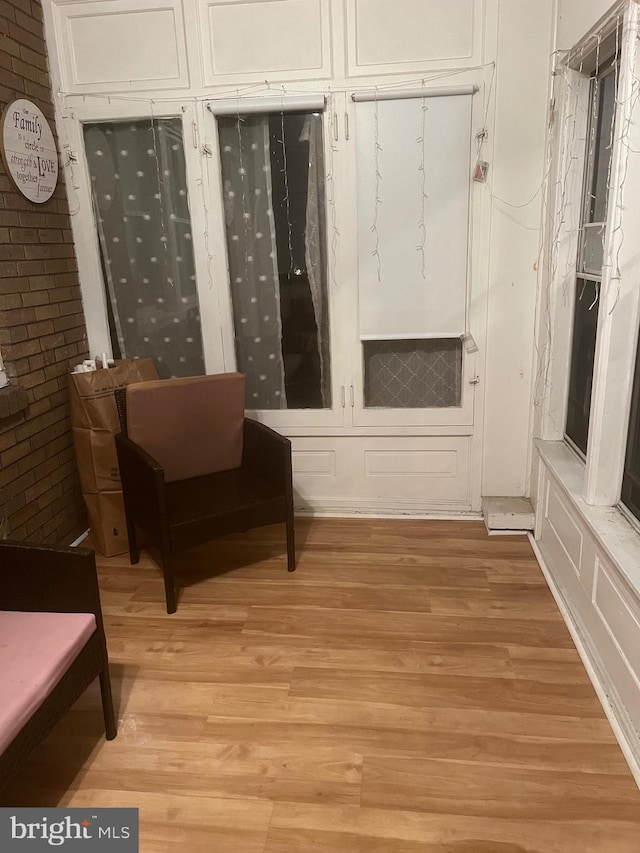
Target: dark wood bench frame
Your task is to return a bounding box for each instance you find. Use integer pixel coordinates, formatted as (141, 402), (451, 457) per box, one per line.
(0, 541), (116, 791)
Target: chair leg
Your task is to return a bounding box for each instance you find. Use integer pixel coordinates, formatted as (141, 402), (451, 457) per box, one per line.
(126, 517), (139, 565)
(286, 512), (296, 573)
(99, 665), (117, 740)
(162, 551), (177, 614)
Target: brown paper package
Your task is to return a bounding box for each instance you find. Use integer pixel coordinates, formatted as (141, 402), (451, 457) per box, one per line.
(69, 358), (158, 556)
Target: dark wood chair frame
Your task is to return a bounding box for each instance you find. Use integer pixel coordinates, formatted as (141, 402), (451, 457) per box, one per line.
(114, 387), (296, 614)
(0, 541), (116, 791)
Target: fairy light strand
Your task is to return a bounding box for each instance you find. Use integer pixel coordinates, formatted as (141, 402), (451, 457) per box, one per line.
(371, 87), (382, 283)
(235, 90), (250, 292)
(417, 81), (428, 280)
(279, 87), (294, 276)
(326, 92), (340, 288)
(192, 102), (214, 291)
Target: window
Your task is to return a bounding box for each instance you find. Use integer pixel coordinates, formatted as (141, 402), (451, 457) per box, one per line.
(217, 111), (330, 410)
(622, 330), (640, 522)
(83, 118), (205, 379)
(565, 63), (617, 454)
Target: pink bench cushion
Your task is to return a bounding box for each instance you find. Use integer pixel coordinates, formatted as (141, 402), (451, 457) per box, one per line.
(126, 372), (245, 483)
(0, 611), (97, 755)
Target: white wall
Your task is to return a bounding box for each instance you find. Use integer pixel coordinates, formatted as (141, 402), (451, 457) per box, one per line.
(482, 0), (555, 496)
(529, 0), (640, 782)
(42, 0), (556, 509)
(557, 0), (618, 48)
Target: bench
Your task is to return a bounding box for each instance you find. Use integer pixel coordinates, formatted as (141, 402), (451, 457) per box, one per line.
(0, 541), (116, 790)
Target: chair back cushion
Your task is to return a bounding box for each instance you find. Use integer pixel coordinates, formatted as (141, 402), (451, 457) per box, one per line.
(126, 373), (245, 482)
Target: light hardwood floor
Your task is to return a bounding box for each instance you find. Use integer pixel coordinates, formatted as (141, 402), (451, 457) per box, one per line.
(3, 519), (640, 851)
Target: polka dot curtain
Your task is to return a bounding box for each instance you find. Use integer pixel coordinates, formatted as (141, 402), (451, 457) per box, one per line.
(218, 115), (287, 409)
(84, 119), (205, 379)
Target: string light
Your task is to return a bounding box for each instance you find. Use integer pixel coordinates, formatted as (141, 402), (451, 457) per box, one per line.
(531, 8), (640, 434)
(326, 91), (340, 288)
(371, 87), (382, 283)
(279, 86), (294, 275)
(56, 92), (81, 216)
(417, 80), (428, 280)
(91, 179), (126, 356)
(149, 99), (170, 269)
(235, 90), (250, 291)
(191, 102), (214, 292)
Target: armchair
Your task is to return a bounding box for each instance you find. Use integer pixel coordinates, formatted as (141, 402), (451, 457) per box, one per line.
(114, 372), (295, 614)
(0, 541), (116, 790)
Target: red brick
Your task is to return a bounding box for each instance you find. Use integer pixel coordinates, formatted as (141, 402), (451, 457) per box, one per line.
(14, 8), (42, 37)
(18, 211), (47, 228)
(1, 0), (88, 543)
(0, 244), (25, 260)
(10, 227), (39, 243)
(19, 43), (46, 71)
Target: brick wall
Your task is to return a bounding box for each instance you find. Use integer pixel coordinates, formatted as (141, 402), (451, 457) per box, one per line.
(0, 0), (89, 543)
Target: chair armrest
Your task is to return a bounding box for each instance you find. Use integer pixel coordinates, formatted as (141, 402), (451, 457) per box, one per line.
(242, 418), (292, 493)
(0, 542), (103, 619)
(115, 433), (168, 544)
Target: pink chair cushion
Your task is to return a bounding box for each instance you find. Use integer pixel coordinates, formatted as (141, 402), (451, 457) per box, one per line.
(0, 611), (97, 755)
(126, 373), (245, 483)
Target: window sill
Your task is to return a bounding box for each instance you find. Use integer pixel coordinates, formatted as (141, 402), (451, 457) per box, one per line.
(535, 439), (640, 595)
(0, 383), (29, 421)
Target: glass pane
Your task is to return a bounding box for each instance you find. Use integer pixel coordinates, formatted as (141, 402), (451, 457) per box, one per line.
(565, 278), (600, 454)
(588, 69), (616, 225)
(218, 112), (330, 409)
(579, 69), (616, 278)
(364, 339), (462, 408)
(84, 118), (205, 379)
(621, 325), (640, 521)
(581, 222), (605, 276)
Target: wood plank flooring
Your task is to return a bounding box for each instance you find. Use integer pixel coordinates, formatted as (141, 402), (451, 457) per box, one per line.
(2, 518), (640, 851)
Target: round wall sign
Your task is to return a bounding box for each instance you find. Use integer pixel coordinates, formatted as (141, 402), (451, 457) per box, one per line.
(0, 99), (58, 204)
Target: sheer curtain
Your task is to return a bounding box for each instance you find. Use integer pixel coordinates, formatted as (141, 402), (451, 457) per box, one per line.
(300, 115), (329, 407)
(84, 119), (205, 379)
(219, 117), (287, 409)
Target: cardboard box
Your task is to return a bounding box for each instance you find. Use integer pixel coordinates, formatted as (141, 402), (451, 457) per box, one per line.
(69, 358), (158, 556)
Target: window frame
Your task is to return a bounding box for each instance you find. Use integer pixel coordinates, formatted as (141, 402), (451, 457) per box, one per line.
(540, 0), (640, 509)
(205, 93), (349, 431)
(64, 99), (226, 374)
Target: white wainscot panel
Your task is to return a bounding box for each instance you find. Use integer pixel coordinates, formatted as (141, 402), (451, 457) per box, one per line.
(347, 0), (482, 77)
(290, 436), (470, 514)
(201, 0), (331, 83)
(293, 450), (336, 477)
(55, 0), (189, 92)
(360, 437), (469, 504)
(594, 557), (640, 687)
(543, 477), (584, 580)
(290, 438), (346, 511)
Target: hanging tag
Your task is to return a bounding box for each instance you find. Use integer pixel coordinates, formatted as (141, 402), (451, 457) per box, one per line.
(473, 161), (489, 182)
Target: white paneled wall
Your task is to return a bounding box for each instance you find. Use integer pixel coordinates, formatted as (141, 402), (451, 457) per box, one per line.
(345, 0), (482, 74)
(557, 0), (620, 48)
(534, 444), (640, 779)
(200, 0), (332, 82)
(43, 0), (555, 513)
(54, 0), (190, 91)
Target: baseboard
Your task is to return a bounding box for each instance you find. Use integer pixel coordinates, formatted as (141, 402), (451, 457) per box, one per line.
(69, 529), (90, 547)
(294, 496), (480, 519)
(528, 533), (640, 789)
(295, 507), (483, 521)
